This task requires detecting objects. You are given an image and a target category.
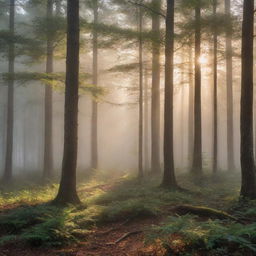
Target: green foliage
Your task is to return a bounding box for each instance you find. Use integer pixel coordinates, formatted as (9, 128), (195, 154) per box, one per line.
(0, 30), (43, 58)
(231, 200), (256, 220)
(85, 176), (192, 223)
(0, 171), (250, 252)
(98, 198), (160, 222)
(0, 184), (57, 207)
(32, 16), (66, 43)
(81, 20), (163, 46)
(0, 205), (81, 247)
(91, 176), (191, 207)
(108, 62), (140, 73)
(179, 0), (213, 10)
(1, 72), (105, 97)
(148, 215), (256, 254)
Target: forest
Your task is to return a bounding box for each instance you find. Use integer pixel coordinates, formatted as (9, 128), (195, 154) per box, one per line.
(0, 0), (256, 255)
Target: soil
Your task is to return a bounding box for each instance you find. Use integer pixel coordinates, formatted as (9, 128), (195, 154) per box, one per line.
(0, 217), (161, 256)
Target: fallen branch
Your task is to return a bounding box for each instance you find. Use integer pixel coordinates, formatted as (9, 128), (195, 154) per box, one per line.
(106, 230), (142, 245)
(171, 205), (239, 222)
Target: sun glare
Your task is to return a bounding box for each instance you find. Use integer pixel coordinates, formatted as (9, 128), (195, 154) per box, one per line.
(198, 55), (208, 64)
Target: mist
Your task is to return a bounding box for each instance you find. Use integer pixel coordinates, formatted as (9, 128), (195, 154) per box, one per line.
(1, 0), (256, 255)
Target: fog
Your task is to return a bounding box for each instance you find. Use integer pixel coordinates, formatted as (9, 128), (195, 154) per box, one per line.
(0, 43), (243, 175)
(0, 0), (247, 178)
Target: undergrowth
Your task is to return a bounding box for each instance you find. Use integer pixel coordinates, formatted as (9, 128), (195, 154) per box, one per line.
(147, 215), (256, 256)
(0, 170), (254, 252)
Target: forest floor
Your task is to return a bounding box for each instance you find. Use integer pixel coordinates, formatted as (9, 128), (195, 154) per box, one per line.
(0, 170), (256, 256)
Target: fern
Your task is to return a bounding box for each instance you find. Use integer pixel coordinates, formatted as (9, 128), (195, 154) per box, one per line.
(148, 215), (256, 254)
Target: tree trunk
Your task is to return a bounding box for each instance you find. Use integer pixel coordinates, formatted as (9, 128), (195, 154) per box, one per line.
(91, 0), (98, 170)
(188, 45), (194, 169)
(162, 0), (177, 188)
(3, 0), (15, 182)
(240, 0), (256, 199)
(151, 0), (161, 174)
(43, 0), (54, 180)
(180, 56), (185, 169)
(225, 0), (235, 171)
(212, 0), (218, 174)
(53, 0), (80, 205)
(144, 68), (149, 171)
(191, 3), (202, 176)
(138, 6), (143, 179)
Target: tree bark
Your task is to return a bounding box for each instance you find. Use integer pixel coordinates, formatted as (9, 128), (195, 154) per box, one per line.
(240, 0), (256, 199)
(225, 0), (235, 171)
(144, 68), (149, 171)
(151, 0), (161, 174)
(180, 56), (185, 168)
(188, 45), (194, 169)
(138, 6), (143, 179)
(212, 0), (218, 174)
(91, 0), (98, 170)
(43, 0), (54, 180)
(53, 0), (80, 205)
(161, 0), (177, 188)
(191, 3), (202, 176)
(3, 0), (15, 182)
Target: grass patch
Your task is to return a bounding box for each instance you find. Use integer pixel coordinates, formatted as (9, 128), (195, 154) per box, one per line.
(0, 185), (58, 208)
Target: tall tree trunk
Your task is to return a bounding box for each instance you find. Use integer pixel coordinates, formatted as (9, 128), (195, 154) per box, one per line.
(151, 0), (161, 174)
(254, 42), (256, 161)
(91, 0), (98, 170)
(144, 68), (149, 171)
(180, 56), (185, 168)
(212, 0), (218, 174)
(162, 0), (177, 188)
(3, 0), (15, 182)
(191, 3), (202, 176)
(138, 6), (143, 179)
(240, 0), (256, 199)
(188, 45), (194, 169)
(53, 0), (80, 205)
(43, 0), (54, 179)
(225, 0), (235, 171)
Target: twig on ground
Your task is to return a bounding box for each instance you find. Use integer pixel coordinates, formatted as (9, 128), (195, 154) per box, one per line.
(106, 230), (143, 245)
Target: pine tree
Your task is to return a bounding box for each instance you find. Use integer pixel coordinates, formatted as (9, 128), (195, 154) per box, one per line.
(151, 0), (161, 174)
(3, 0), (15, 182)
(91, 0), (99, 170)
(162, 0), (178, 188)
(43, 0), (54, 179)
(225, 0), (235, 172)
(240, 0), (256, 199)
(191, 0), (202, 176)
(138, 5), (143, 179)
(212, 0), (218, 174)
(53, 0), (81, 205)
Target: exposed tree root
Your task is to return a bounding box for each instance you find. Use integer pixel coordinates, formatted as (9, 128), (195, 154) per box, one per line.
(171, 205), (240, 222)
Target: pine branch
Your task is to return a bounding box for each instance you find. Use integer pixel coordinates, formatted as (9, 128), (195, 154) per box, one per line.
(127, 0), (166, 18)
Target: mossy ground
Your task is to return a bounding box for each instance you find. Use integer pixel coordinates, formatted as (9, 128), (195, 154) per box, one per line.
(0, 170), (255, 255)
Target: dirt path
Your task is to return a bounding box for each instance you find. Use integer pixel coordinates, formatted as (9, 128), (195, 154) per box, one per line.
(0, 217), (161, 256)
